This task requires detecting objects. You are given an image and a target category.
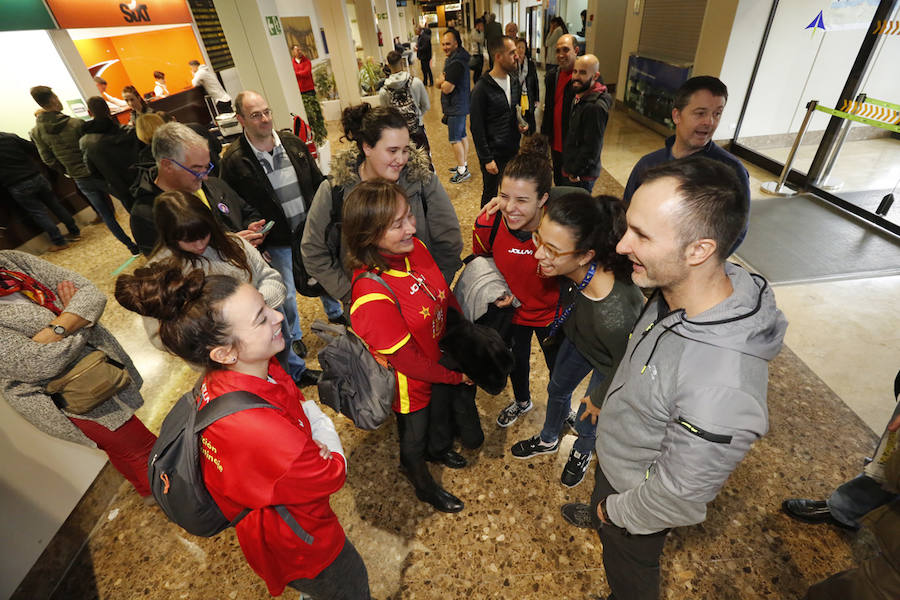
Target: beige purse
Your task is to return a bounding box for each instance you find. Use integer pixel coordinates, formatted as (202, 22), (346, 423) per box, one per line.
(47, 350), (132, 415)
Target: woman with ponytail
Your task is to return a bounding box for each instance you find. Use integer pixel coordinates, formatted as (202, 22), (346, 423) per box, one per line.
(115, 265), (369, 599)
(472, 135), (563, 429)
(509, 193), (644, 489)
(301, 104), (462, 308)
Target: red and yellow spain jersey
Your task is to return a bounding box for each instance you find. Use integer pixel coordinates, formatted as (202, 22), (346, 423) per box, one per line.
(473, 212), (559, 327)
(350, 239), (452, 414)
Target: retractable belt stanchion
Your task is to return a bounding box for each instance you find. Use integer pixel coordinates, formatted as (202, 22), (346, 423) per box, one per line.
(760, 101), (818, 197)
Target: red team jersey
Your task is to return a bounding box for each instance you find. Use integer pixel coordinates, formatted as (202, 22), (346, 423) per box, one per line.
(198, 359), (347, 596)
(350, 239), (459, 414)
(473, 212), (559, 327)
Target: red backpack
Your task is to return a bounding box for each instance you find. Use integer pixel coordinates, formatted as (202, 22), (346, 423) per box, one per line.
(292, 114), (318, 160)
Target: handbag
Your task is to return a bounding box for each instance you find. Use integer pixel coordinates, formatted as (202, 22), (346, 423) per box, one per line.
(47, 349), (132, 414)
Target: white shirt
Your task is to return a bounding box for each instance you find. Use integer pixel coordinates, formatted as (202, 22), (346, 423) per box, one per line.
(154, 82), (169, 97)
(191, 64), (231, 104)
(491, 74), (512, 107)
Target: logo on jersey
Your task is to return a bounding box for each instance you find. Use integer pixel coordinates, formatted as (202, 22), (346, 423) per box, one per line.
(508, 248), (533, 256)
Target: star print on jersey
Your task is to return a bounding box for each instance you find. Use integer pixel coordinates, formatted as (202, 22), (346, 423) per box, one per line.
(420, 306), (431, 319)
(438, 290), (446, 301)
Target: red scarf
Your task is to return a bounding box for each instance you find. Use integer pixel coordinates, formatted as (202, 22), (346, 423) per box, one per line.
(0, 269), (61, 314)
(574, 81), (608, 105)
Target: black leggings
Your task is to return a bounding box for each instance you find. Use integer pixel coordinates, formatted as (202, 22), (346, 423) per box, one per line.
(420, 59), (433, 86)
(508, 323), (559, 405)
(288, 538), (370, 599)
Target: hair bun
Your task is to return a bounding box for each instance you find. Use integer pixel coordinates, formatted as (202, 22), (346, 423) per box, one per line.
(340, 103), (373, 142)
(115, 262), (205, 321)
(518, 134), (551, 161)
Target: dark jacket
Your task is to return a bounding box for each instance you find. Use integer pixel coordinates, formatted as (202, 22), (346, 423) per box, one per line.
(30, 111), (89, 179)
(441, 47), (471, 116)
(79, 118), (141, 211)
(562, 85), (612, 179)
(540, 66), (576, 149)
(519, 58), (540, 112)
(0, 132), (41, 187)
(485, 21), (502, 47)
(219, 130), (323, 247)
(416, 29), (432, 59)
(470, 74), (521, 164)
(129, 169), (261, 255)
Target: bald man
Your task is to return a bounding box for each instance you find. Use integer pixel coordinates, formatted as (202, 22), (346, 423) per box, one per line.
(561, 54), (611, 192)
(505, 22), (518, 38)
(540, 33), (579, 185)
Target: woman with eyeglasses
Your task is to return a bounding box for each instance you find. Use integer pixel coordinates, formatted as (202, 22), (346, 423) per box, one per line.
(140, 190), (285, 357)
(343, 179), (473, 514)
(472, 135), (562, 430)
(130, 122), (264, 255)
(509, 193), (643, 488)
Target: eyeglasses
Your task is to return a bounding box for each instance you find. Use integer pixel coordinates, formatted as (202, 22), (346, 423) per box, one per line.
(532, 231), (580, 261)
(169, 159), (214, 179)
(247, 108), (272, 120)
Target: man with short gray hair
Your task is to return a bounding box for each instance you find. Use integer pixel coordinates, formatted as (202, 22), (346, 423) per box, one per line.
(129, 121), (263, 255)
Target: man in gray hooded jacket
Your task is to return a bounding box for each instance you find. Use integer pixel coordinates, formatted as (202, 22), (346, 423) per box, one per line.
(563, 156), (787, 600)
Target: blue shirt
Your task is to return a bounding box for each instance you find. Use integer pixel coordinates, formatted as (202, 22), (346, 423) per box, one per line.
(623, 135), (751, 251)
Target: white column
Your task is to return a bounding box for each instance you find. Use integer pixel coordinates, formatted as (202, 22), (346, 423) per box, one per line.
(313, 0), (364, 107)
(213, 0), (306, 127)
(372, 0), (395, 60)
(354, 0), (381, 58)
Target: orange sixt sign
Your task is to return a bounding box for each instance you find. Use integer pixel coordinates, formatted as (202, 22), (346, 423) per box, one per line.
(46, 0), (192, 29)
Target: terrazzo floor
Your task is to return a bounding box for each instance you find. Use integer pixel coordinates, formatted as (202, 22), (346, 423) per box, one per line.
(11, 48), (896, 600)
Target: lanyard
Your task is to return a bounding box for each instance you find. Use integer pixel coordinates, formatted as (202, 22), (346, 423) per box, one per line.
(545, 262), (597, 339)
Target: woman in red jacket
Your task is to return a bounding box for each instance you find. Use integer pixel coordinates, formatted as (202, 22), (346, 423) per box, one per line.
(115, 264), (368, 599)
(344, 179), (474, 514)
(472, 135), (561, 428)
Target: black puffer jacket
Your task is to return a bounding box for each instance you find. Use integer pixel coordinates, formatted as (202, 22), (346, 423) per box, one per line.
(562, 86), (612, 179)
(129, 168), (262, 255)
(470, 74), (521, 164)
(79, 118), (141, 211)
(219, 130), (323, 247)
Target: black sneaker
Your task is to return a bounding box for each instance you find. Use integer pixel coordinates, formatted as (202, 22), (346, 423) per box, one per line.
(510, 435), (559, 458)
(560, 502), (594, 529)
(292, 339), (308, 359)
(497, 399), (532, 427)
(297, 368), (322, 387)
(561, 448), (592, 487)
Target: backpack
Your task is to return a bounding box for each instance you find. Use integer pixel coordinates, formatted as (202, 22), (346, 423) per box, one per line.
(291, 113), (318, 160)
(313, 272), (401, 430)
(386, 78), (421, 133)
(148, 388), (313, 543)
(291, 215), (326, 298)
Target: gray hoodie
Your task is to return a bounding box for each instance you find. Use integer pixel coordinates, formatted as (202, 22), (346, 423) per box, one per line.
(378, 71), (430, 126)
(598, 263), (788, 535)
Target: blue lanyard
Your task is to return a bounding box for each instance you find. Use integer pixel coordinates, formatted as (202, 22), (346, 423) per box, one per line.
(545, 262), (597, 339)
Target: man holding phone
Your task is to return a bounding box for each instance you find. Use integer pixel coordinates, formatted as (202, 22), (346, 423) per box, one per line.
(221, 90), (336, 387)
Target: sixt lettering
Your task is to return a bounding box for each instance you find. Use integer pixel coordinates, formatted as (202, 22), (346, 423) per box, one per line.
(120, 3), (151, 23)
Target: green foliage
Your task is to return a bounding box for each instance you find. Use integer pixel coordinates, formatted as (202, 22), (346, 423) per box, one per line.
(301, 93), (328, 145)
(358, 61), (382, 96)
(312, 62), (338, 101)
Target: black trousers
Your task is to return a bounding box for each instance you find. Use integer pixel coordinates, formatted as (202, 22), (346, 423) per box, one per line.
(432, 382), (484, 450)
(471, 55), (484, 85)
(478, 155), (512, 208)
(420, 58), (433, 86)
(508, 323), (559, 405)
(288, 538), (371, 599)
(551, 149), (566, 187)
(590, 465), (670, 600)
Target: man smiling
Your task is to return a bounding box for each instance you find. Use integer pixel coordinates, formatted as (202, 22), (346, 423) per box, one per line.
(563, 156), (786, 600)
(623, 77), (750, 251)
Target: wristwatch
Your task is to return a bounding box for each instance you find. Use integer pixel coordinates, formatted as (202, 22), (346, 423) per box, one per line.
(49, 324), (67, 336)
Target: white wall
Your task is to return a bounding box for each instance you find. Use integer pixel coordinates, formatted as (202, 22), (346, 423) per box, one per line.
(586, 0), (627, 86)
(728, 0), (881, 139)
(0, 31), (86, 139)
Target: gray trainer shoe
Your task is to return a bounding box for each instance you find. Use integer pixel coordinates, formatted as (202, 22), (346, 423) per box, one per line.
(497, 399), (532, 427)
(449, 168), (472, 183)
(560, 502), (594, 529)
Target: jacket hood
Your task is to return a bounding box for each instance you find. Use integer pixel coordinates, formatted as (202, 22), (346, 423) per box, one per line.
(329, 145), (432, 188)
(663, 263), (787, 361)
(35, 111), (71, 135)
(384, 71), (412, 89)
(130, 164), (160, 200)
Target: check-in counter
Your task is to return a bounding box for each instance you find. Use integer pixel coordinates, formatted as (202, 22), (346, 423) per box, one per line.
(113, 86), (213, 127)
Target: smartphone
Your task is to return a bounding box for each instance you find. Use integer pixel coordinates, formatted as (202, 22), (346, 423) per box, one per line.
(260, 221), (275, 234)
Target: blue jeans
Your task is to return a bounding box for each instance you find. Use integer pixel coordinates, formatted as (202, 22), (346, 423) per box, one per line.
(73, 177), (137, 253)
(267, 246), (307, 380)
(7, 174), (80, 245)
(570, 178), (595, 193)
(509, 323), (559, 407)
(447, 114), (467, 142)
(320, 294), (343, 320)
(539, 337), (603, 455)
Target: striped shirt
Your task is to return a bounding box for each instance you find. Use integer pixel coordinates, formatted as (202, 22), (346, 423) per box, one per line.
(247, 132), (305, 233)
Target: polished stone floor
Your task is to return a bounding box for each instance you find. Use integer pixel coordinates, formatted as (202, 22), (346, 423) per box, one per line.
(11, 44), (899, 600)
